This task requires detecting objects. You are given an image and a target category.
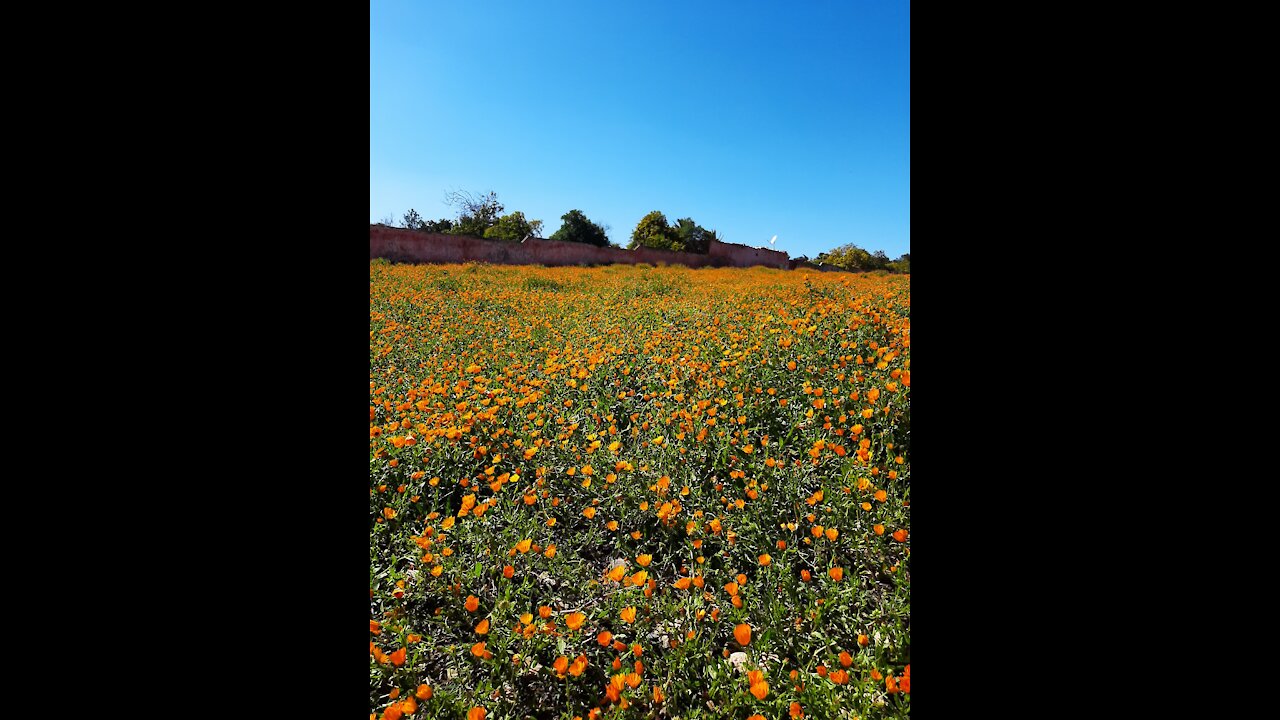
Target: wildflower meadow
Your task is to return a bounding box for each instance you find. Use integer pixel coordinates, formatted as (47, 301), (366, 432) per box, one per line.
(370, 262), (910, 719)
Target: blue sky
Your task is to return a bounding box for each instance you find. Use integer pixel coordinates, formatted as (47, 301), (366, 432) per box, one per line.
(370, 1), (909, 261)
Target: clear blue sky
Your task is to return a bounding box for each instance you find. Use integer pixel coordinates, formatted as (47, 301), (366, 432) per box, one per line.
(370, 1), (909, 260)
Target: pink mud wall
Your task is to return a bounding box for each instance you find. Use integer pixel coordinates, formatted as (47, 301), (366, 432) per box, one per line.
(369, 225), (792, 270)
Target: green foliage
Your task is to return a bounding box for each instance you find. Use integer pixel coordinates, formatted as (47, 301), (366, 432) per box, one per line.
(815, 243), (892, 272)
(445, 190), (506, 237)
(628, 211), (718, 253)
(483, 211), (544, 242)
(628, 210), (673, 251)
(671, 217), (719, 254)
(402, 208), (424, 231)
(422, 218), (454, 234)
(549, 209), (610, 247)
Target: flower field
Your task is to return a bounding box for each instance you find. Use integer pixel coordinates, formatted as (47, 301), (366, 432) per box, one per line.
(370, 261), (910, 719)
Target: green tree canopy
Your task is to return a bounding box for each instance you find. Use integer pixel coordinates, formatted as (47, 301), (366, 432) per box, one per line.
(401, 208), (424, 231)
(483, 211), (544, 242)
(445, 190), (505, 237)
(815, 243), (894, 271)
(628, 210), (673, 250)
(628, 211), (718, 253)
(671, 217), (719, 254)
(549, 209), (610, 247)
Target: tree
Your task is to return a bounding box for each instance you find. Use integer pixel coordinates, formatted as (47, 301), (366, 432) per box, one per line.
(549, 209), (610, 247)
(444, 190), (505, 237)
(629, 210), (674, 251)
(422, 218), (454, 233)
(815, 243), (873, 270)
(671, 217), (719, 254)
(629, 212), (719, 253)
(814, 243), (901, 271)
(401, 208), (424, 231)
(483, 211), (543, 242)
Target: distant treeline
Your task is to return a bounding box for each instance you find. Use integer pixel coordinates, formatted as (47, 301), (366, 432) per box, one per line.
(382, 190), (908, 272)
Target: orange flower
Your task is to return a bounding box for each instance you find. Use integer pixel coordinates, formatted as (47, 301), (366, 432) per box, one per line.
(636, 554), (652, 567)
(570, 654), (588, 676)
(749, 716), (765, 720)
(893, 528), (908, 542)
(515, 538), (532, 553)
(389, 647), (407, 667)
(475, 618), (490, 634)
(830, 669), (849, 685)
(620, 606), (637, 624)
(539, 606), (552, 619)
(625, 672), (642, 689)
(583, 507), (597, 519)
(606, 564), (627, 582)
(673, 577), (691, 590)
(724, 581), (739, 596)
(840, 651), (853, 667)
(749, 679), (769, 700)
(467, 708), (486, 720)
(886, 673), (899, 694)
(858, 634), (869, 646)
(597, 630), (613, 646)
(870, 668), (883, 681)
(627, 569), (648, 587)
(825, 527), (838, 541)
(758, 553), (771, 566)
(399, 697), (417, 714)
(502, 565), (514, 579)
(383, 705), (403, 720)
(734, 623), (752, 646)
(789, 702), (804, 718)
(829, 567), (844, 582)
(465, 595), (479, 612)
(383, 507), (396, 519)
(414, 684), (433, 700)
(554, 656), (569, 675)
(900, 673), (910, 693)
(652, 685), (664, 703)
(800, 569), (811, 582)
(470, 642), (492, 659)
(873, 524), (885, 535)
(747, 669), (764, 686)
(370, 620), (381, 634)
(565, 612), (585, 630)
